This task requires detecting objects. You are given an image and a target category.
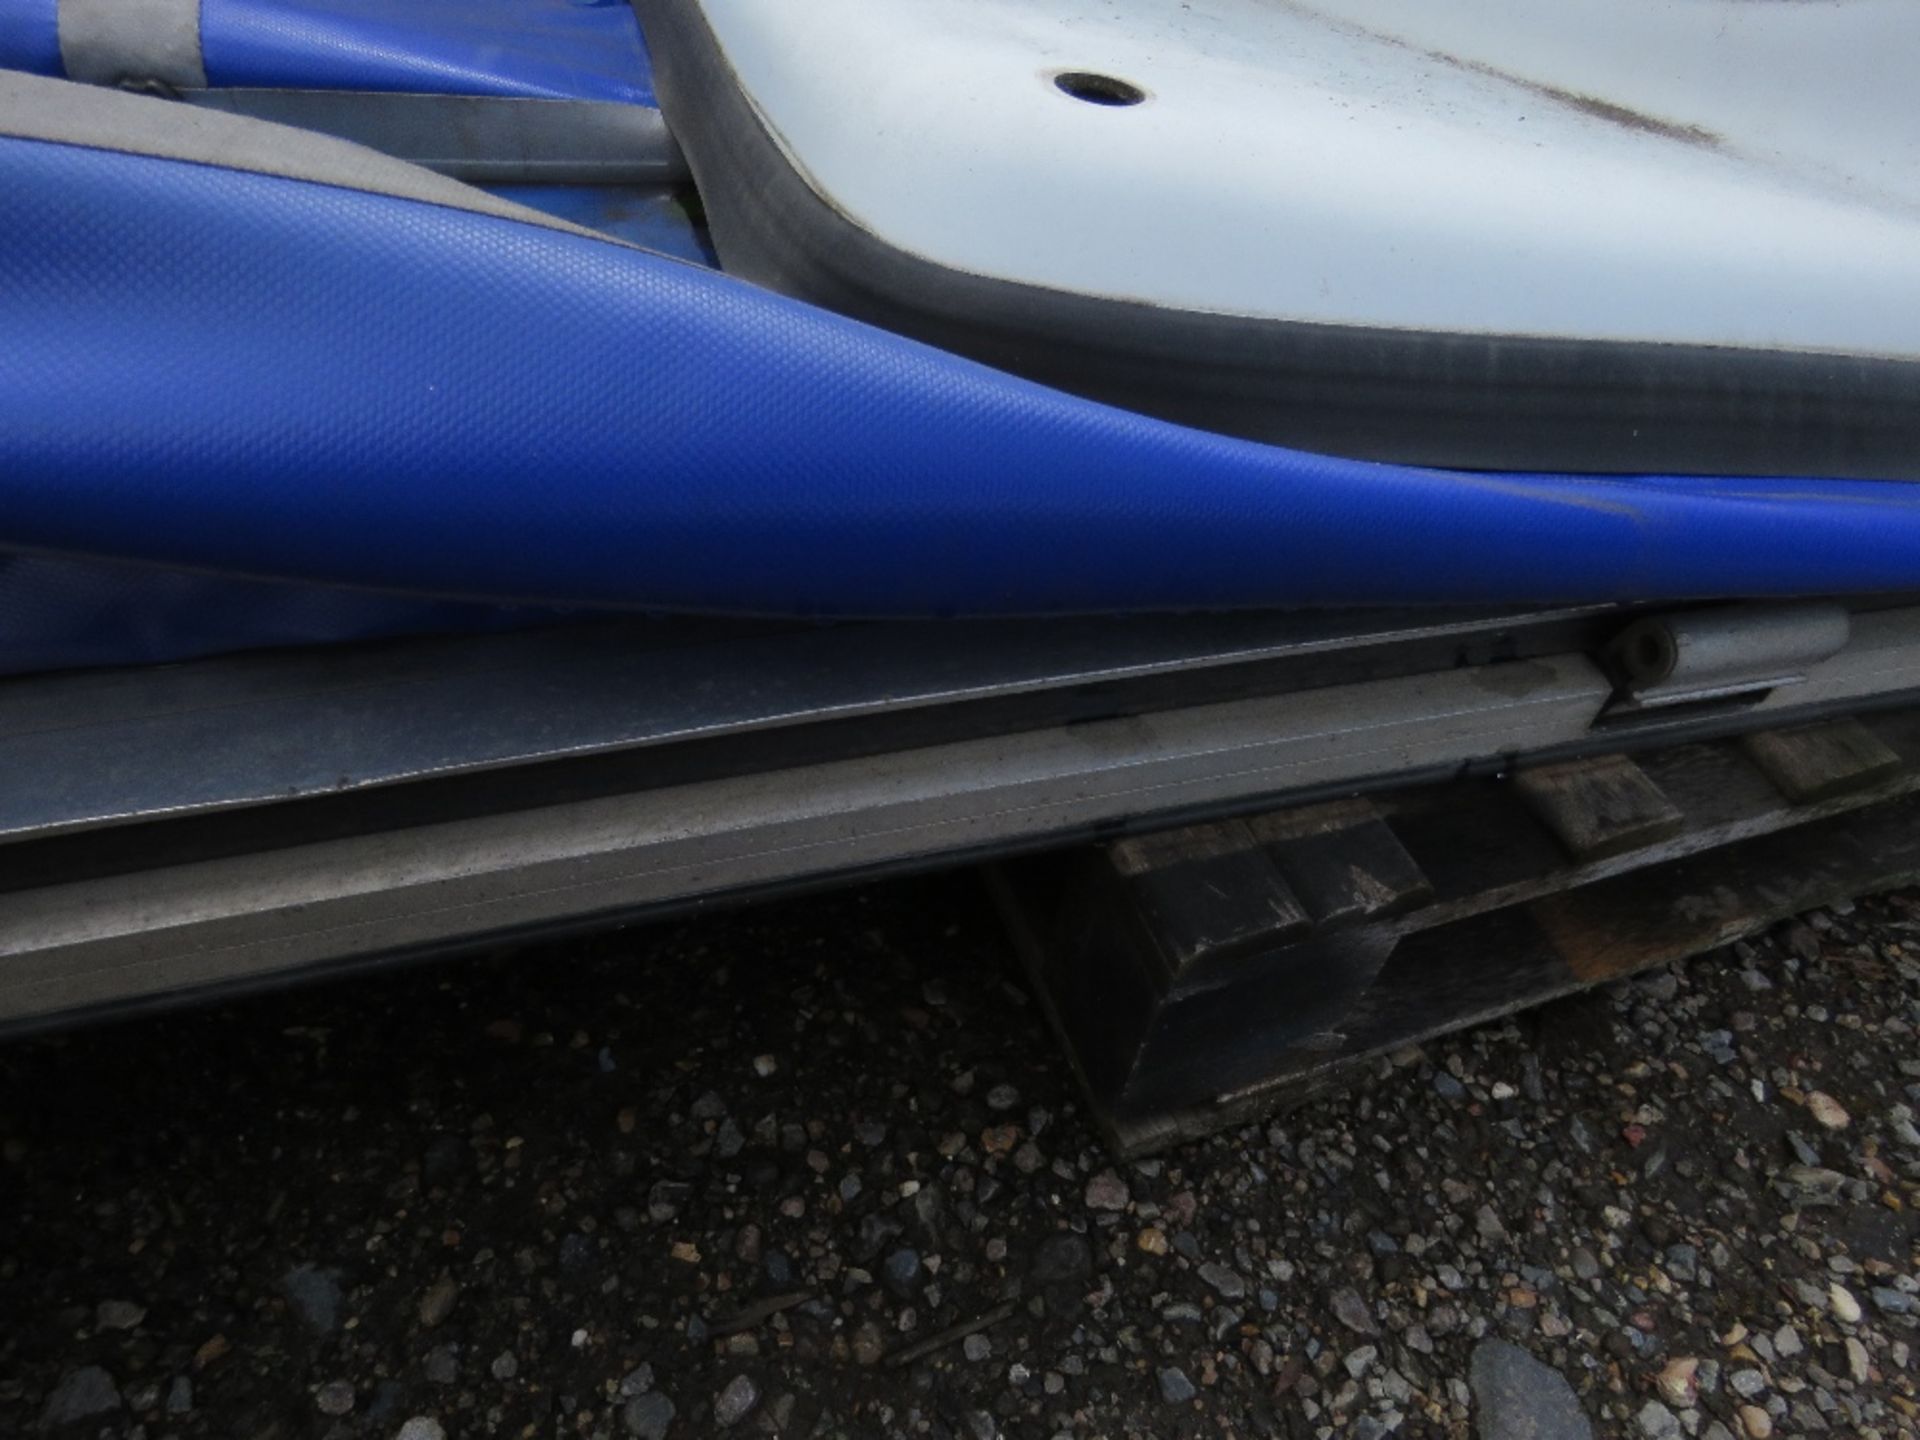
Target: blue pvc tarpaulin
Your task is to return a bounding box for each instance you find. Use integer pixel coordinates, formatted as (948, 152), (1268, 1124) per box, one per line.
(9, 128), (1920, 627)
(0, 0), (655, 103)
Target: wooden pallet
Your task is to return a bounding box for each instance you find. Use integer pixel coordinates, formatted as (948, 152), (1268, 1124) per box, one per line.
(989, 708), (1920, 1154)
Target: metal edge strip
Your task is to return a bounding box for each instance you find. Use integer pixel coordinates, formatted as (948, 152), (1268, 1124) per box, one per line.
(0, 609), (1600, 843)
(0, 654), (1611, 1021)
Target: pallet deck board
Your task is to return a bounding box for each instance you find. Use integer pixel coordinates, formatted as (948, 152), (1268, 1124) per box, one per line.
(1742, 717), (1903, 803)
(1513, 753), (1685, 860)
(991, 702), (1920, 1153)
(1108, 820), (1312, 981)
(1258, 813), (1432, 928)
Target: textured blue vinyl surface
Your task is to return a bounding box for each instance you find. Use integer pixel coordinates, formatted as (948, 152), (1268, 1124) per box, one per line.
(0, 0), (57, 75)
(200, 0), (654, 103)
(8, 132), (1920, 619)
(0, 0), (655, 104)
(485, 183), (715, 267)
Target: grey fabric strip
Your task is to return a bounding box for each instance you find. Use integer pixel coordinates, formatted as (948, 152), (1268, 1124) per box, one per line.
(0, 70), (633, 250)
(59, 0), (208, 90)
(180, 89), (688, 185)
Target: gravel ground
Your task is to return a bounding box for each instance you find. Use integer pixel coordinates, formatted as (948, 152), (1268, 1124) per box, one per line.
(2, 869), (1918, 1439)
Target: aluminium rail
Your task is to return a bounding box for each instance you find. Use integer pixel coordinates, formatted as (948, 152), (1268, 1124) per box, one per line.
(5, 601), (1920, 1028)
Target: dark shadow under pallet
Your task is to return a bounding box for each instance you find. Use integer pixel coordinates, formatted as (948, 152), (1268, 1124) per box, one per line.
(989, 708), (1920, 1155)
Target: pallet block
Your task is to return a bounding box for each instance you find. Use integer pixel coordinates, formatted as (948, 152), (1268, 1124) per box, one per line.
(991, 708), (1920, 1154)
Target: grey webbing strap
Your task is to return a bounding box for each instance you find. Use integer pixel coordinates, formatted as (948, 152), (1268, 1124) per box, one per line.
(0, 70), (632, 250)
(59, 0), (207, 90)
(180, 89), (688, 185)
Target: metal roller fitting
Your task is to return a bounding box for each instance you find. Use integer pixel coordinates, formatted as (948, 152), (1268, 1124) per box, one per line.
(1608, 603), (1851, 708)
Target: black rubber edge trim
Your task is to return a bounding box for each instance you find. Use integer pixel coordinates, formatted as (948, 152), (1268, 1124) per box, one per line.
(633, 0), (1920, 478)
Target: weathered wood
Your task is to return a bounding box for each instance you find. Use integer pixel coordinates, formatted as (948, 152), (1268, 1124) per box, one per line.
(1513, 753), (1685, 860)
(1128, 793), (1920, 1152)
(988, 856), (1394, 1134)
(1742, 718), (1902, 803)
(1255, 813), (1432, 928)
(988, 852), (1164, 1102)
(1534, 798), (1913, 982)
(994, 703), (1920, 1156)
(1239, 796), (1382, 844)
(1106, 818), (1257, 875)
(1105, 819), (1310, 981)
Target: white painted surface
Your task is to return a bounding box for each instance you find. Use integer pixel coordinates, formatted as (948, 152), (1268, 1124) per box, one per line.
(696, 0), (1920, 354)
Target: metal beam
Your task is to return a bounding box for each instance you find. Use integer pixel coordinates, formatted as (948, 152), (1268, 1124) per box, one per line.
(11, 603), (1920, 1026)
(0, 653), (1610, 1023)
(0, 608), (1599, 843)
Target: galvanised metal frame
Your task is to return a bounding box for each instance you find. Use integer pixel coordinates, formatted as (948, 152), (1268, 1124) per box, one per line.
(6, 602), (1920, 1029)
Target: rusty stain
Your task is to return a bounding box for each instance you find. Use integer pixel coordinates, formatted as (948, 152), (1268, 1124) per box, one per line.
(1534, 883), (1747, 983)
(1280, 0), (1724, 149)
(1462, 63), (1723, 149)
